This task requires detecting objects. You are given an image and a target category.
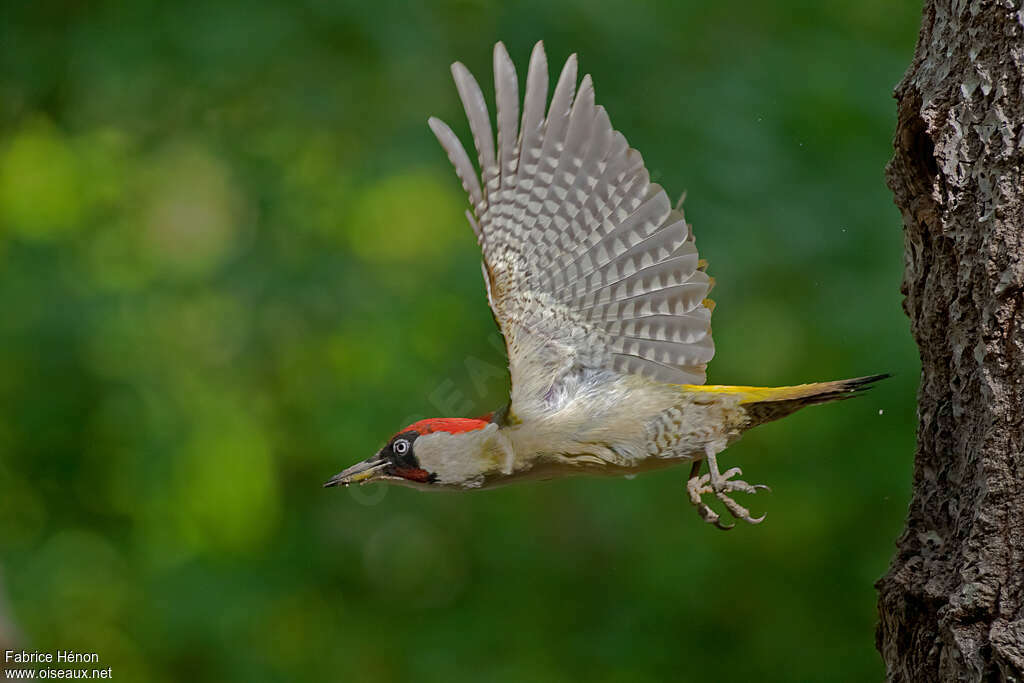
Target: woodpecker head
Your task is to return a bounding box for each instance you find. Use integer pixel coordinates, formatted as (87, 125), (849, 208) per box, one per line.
(324, 417), (499, 490)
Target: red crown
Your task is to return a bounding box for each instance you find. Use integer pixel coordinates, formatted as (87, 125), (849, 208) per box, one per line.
(402, 417), (490, 435)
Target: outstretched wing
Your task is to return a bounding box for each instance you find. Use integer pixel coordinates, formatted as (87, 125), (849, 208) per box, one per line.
(429, 41), (714, 423)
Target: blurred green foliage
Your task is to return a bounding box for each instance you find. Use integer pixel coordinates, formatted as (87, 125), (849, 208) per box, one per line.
(0, 1), (921, 681)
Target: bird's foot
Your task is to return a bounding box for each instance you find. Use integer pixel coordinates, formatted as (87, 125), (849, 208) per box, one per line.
(686, 450), (770, 531)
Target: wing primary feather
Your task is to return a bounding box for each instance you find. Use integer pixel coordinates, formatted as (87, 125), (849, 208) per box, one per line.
(511, 52), (576, 268)
(505, 42), (549, 249)
(429, 43), (718, 417)
(518, 41), (549, 184)
(530, 74), (597, 265)
(540, 53), (578, 171)
(493, 42), (520, 186)
(534, 99), (611, 268)
(451, 61), (498, 198)
(538, 73), (595, 247)
(428, 116), (484, 212)
(520, 60), (581, 264)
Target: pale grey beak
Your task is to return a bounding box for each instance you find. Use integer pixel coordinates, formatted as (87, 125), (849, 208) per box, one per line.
(323, 455), (389, 488)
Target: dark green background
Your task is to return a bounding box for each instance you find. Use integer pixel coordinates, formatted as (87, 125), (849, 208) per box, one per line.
(0, 1), (922, 680)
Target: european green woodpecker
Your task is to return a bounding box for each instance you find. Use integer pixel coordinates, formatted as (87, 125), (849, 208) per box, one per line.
(325, 41), (887, 529)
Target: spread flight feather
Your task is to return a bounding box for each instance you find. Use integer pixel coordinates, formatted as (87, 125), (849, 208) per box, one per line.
(429, 41), (714, 423)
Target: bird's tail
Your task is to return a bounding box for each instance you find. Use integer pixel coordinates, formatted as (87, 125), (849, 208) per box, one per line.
(689, 374), (890, 426)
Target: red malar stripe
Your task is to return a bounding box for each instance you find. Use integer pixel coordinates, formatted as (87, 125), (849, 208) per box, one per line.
(391, 467), (433, 483)
(403, 417), (489, 435)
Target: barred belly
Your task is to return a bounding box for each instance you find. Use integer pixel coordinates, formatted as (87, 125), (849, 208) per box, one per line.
(643, 393), (748, 460)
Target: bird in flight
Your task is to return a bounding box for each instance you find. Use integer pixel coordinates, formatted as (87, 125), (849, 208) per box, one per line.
(325, 41), (886, 529)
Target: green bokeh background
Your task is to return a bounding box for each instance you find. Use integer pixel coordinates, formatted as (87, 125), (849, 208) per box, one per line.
(0, 1), (922, 681)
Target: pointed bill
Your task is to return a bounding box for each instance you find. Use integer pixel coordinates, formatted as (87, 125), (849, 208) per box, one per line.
(323, 455), (389, 487)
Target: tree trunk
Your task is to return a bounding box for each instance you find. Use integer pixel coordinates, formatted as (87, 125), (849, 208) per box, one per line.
(876, 0), (1024, 680)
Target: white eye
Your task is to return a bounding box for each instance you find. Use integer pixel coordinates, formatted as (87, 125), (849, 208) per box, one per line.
(393, 439), (410, 455)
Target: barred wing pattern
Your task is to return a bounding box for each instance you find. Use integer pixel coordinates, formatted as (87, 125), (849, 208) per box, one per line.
(430, 42), (714, 421)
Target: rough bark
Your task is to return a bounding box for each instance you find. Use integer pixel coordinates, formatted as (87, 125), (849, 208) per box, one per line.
(876, 1), (1024, 680)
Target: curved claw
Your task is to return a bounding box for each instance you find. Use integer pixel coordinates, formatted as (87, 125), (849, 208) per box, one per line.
(687, 450), (772, 529)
